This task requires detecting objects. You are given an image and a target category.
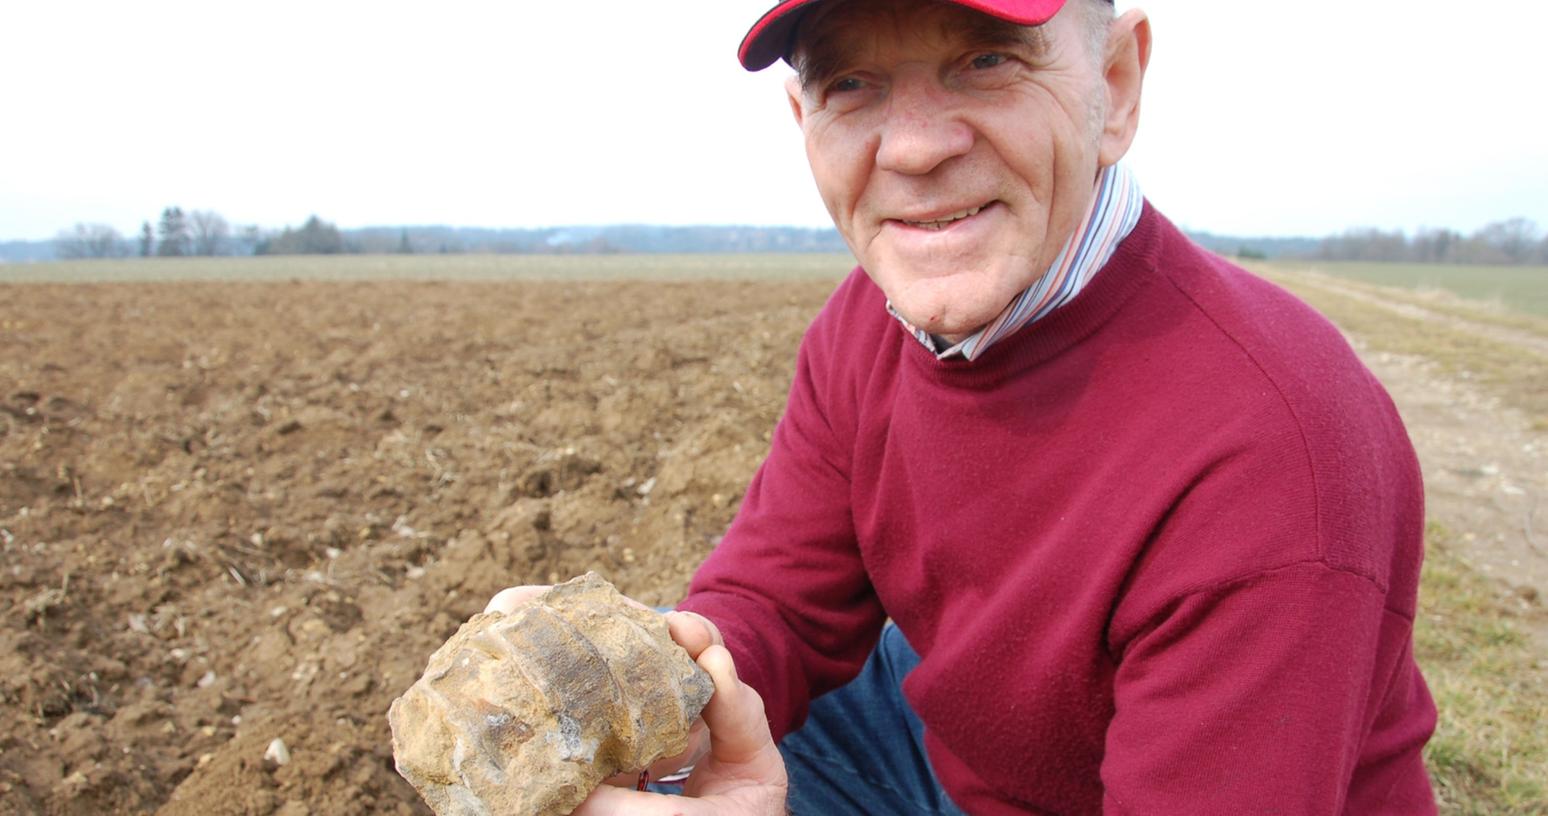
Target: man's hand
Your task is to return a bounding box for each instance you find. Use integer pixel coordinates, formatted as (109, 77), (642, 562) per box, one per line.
(573, 643), (788, 816)
(481, 586), (733, 785)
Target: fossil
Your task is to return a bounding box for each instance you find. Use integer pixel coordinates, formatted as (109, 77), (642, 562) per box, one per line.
(389, 572), (714, 816)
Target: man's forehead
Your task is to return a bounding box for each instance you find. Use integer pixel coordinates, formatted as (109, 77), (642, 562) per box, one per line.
(794, 0), (1047, 77)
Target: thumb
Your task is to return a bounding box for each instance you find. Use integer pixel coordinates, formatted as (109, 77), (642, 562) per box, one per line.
(665, 610), (723, 660)
(696, 645), (775, 766)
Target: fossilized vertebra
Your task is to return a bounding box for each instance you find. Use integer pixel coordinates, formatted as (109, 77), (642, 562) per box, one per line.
(389, 572), (713, 816)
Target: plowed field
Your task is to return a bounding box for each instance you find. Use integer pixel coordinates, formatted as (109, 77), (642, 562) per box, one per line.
(0, 278), (833, 814)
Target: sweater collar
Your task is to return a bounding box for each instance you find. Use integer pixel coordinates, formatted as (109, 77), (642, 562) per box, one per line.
(887, 163), (1143, 362)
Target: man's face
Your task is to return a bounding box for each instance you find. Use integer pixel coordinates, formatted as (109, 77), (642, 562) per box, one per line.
(788, 0), (1110, 340)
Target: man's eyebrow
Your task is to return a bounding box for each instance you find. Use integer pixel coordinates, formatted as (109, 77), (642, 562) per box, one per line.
(954, 16), (1047, 57)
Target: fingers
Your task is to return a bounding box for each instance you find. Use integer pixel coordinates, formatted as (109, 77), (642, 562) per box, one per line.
(482, 585), (548, 615)
(572, 785), (710, 816)
(578, 646), (786, 815)
(696, 645), (775, 767)
(665, 610), (724, 659)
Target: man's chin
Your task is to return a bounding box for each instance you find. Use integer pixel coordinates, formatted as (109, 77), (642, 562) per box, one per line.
(889, 301), (995, 339)
(870, 265), (1023, 339)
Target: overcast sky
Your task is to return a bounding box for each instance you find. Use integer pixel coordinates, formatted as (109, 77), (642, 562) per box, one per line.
(2, 0), (1544, 242)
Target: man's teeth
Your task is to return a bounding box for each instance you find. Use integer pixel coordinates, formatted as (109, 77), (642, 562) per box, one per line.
(905, 205), (985, 230)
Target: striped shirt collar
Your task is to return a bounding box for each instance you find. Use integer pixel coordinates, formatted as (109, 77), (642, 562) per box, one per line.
(887, 163), (1143, 361)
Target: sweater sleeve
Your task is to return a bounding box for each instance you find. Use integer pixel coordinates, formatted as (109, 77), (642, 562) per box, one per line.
(1100, 561), (1432, 815)
(675, 313), (886, 740)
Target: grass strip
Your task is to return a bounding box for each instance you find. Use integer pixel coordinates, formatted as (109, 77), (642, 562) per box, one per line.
(1418, 523), (1548, 813)
(1260, 260), (1548, 319)
(1290, 274), (1548, 341)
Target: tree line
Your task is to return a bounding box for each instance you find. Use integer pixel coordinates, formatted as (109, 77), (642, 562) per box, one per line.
(50, 215), (851, 258)
(51, 212), (1548, 264)
(1314, 218), (1547, 265)
(54, 208), (349, 259)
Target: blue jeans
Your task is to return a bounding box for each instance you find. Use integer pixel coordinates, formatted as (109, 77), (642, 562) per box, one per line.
(778, 624), (967, 816)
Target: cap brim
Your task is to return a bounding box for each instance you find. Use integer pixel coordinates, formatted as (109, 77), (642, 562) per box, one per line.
(738, 0), (828, 72)
(738, 0), (1070, 71)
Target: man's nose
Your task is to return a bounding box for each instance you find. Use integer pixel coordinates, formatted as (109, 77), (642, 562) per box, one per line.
(875, 75), (973, 175)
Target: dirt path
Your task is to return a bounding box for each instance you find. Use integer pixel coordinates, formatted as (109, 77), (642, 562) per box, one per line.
(1263, 270), (1548, 632)
(1358, 346), (1546, 600)
(1287, 270), (1548, 359)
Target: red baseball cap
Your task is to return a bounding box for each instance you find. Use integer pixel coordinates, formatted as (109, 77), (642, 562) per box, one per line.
(738, 0), (1073, 71)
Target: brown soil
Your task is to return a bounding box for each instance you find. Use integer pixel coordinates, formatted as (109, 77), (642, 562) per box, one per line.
(2, 274), (1543, 814)
(0, 280), (830, 815)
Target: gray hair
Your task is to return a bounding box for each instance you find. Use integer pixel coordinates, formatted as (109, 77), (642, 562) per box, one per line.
(1081, 0), (1115, 66)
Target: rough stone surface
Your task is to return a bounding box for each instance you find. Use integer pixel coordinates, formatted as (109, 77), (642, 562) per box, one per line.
(388, 572), (714, 816)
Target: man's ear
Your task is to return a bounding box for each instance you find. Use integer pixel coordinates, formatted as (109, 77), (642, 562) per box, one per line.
(1099, 9), (1152, 166)
(785, 75), (807, 128)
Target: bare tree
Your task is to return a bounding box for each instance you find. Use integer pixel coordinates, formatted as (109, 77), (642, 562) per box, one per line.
(1410, 227), (1461, 263)
(157, 207), (191, 257)
(1473, 218), (1541, 264)
(1318, 228), (1408, 262)
(138, 221), (155, 257)
(54, 223), (127, 259)
(189, 209), (231, 256)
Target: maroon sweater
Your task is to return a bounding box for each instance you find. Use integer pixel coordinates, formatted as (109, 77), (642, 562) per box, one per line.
(677, 205), (1437, 814)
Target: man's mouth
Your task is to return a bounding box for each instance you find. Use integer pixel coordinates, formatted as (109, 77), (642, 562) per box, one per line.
(896, 202), (993, 231)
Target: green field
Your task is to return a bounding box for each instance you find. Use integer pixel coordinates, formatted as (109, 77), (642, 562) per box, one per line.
(0, 253), (857, 284)
(1261, 260), (1548, 317)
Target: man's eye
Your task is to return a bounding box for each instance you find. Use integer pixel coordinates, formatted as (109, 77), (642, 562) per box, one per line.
(970, 53), (1008, 70)
(829, 77), (865, 93)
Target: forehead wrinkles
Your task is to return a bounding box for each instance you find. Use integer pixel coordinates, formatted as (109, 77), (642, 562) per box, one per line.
(795, 0), (1046, 90)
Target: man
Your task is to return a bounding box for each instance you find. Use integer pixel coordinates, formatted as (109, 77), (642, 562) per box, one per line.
(494, 0), (1438, 812)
